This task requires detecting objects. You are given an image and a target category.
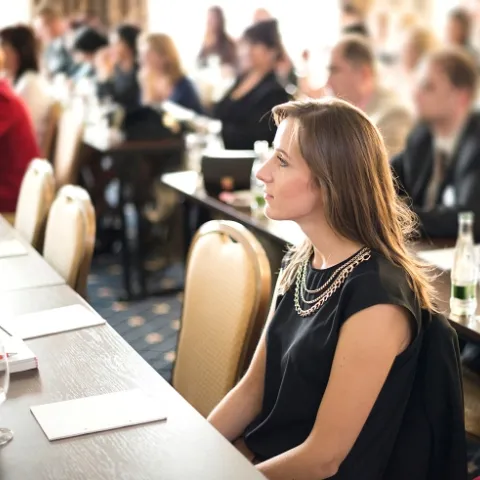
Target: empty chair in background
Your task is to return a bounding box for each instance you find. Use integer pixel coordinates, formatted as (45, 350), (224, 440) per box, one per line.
(43, 185), (96, 294)
(14, 159), (55, 250)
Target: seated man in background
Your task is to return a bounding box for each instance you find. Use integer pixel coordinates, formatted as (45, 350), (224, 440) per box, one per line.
(391, 48), (480, 239)
(0, 79), (40, 213)
(33, 4), (74, 78)
(326, 34), (413, 157)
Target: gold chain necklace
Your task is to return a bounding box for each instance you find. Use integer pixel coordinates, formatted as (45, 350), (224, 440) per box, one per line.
(294, 248), (372, 317)
(299, 247), (371, 303)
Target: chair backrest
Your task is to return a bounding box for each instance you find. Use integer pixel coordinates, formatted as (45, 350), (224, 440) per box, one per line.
(53, 105), (85, 188)
(14, 159), (55, 249)
(41, 101), (62, 160)
(58, 185), (96, 298)
(173, 220), (271, 417)
(43, 186), (93, 290)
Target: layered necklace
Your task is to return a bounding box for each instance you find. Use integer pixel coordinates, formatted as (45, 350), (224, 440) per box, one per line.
(294, 247), (372, 317)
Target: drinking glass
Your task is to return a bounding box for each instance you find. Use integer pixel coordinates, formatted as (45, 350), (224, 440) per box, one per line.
(0, 337), (13, 446)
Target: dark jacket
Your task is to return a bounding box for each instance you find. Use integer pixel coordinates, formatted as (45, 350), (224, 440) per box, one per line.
(391, 112), (480, 239)
(97, 64), (141, 113)
(384, 311), (467, 480)
(169, 76), (204, 116)
(212, 71), (290, 150)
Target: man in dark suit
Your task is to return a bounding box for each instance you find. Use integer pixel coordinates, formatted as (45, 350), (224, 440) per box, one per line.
(391, 48), (480, 239)
(33, 4), (74, 78)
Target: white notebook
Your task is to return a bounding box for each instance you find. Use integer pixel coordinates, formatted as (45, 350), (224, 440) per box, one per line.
(31, 389), (167, 441)
(0, 329), (38, 374)
(0, 304), (105, 340)
(0, 238), (27, 258)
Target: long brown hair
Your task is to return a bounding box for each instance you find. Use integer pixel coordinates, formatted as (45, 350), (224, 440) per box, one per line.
(141, 33), (184, 84)
(273, 98), (437, 312)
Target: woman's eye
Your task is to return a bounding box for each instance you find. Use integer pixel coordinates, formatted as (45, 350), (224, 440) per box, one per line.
(277, 155), (288, 167)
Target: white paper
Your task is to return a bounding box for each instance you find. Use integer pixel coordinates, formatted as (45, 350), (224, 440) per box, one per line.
(417, 245), (480, 271)
(0, 304), (105, 340)
(0, 239), (27, 258)
(0, 330), (37, 373)
(31, 389), (167, 441)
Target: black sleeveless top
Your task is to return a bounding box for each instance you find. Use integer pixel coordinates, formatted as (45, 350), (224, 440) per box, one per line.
(243, 250), (423, 479)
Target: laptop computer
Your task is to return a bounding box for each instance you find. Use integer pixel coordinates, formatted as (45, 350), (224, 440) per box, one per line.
(201, 150), (256, 197)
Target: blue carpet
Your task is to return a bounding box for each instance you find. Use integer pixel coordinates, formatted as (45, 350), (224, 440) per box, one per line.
(87, 253), (480, 477)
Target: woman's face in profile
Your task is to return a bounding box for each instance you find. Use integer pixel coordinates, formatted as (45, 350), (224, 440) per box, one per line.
(238, 40), (276, 73)
(138, 41), (164, 71)
(256, 118), (322, 223)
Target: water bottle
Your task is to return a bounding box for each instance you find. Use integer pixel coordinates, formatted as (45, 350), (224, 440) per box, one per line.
(450, 211), (478, 318)
(251, 141), (269, 218)
(205, 119), (224, 151)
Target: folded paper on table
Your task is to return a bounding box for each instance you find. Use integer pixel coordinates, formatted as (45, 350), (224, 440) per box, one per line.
(0, 329), (38, 373)
(0, 304), (105, 340)
(31, 389), (167, 441)
(0, 239), (28, 258)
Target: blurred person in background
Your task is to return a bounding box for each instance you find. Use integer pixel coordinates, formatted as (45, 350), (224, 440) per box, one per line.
(197, 6), (237, 71)
(392, 48), (480, 239)
(326, 34), (413, 156)
(251, 11), (296, 89)
(70, 27), (108, 83)
(445, 7), (480, 67)
(0, 25), (52, 151)
(212, 20), (290, 150)
(33, 3), (74, 78)
(138, 33), (204, 114)
(0, 78), (40, 214)
(340, 0), (373, 36)
(392, 26), (438, 106)
(96, 24), (142, 113)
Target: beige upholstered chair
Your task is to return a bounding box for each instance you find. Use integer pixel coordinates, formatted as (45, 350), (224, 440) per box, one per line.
(41, 101), (62, 160)
(14, 159), (55, 249)
(53, 105), (85, 188)
(43, 186), (95, 291)
(463, 368), (480, 438)
(173, 220), (271, 417)
(58, 185), (96, 299)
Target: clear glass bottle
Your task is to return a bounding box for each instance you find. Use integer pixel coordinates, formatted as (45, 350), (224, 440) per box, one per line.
(450, 211), (478, 318)
(251, 141), (269, 218)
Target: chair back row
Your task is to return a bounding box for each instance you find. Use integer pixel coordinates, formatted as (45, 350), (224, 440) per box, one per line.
(173, 220), (271, 417)
(14, 159), (95, 298)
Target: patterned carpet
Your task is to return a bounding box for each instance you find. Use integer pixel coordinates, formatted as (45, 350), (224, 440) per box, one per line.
(87, 252), (183, 383)
(87, 252), (480, 477)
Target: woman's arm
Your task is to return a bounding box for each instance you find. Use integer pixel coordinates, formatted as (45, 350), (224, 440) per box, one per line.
(208, 276), (282, 441)
(256, 303), (411, 480)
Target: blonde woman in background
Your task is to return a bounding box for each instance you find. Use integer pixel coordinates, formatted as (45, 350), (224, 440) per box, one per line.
(392, 26), (438, 108)
(137, 33), (204, 114)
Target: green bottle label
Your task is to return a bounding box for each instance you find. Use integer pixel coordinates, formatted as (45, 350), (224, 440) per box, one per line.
(451, 284), (476, 300)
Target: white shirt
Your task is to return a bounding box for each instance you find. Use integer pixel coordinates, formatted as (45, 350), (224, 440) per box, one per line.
(15, 71), (53, 152)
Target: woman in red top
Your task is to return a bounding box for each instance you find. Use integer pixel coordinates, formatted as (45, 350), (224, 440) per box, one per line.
(0, 79), (40, 212)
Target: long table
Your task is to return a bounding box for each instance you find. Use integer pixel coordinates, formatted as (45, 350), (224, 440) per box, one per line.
(161, 170), (480, 343)
(0, 218), (265, 480)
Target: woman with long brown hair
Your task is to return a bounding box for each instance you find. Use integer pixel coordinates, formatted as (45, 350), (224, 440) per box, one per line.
(137, 33), (203, 114)
(207, 98), (455, 478)
(197, 5), (237, 70)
